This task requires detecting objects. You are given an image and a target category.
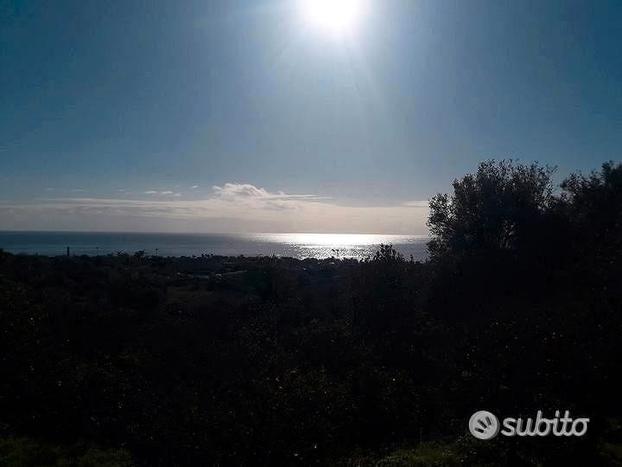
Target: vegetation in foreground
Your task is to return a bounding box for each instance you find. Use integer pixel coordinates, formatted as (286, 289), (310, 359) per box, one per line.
(1, 160), (621, 466)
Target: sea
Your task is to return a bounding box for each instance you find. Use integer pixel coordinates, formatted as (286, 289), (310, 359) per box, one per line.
(0, 231), (429, 261)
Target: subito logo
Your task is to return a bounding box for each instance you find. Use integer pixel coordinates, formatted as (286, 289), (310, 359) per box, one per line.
(469, 409), (589, 439)
(469, 410), (500, 440)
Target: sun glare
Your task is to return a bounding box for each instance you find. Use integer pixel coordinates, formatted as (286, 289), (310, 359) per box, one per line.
(299, 0), (367, 36)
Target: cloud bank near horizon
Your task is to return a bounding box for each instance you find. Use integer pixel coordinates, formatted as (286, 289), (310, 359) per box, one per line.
(0, 183), (429, 234)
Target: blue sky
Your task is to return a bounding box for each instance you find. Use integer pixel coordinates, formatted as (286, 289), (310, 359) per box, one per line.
(1, 0), (621, 233)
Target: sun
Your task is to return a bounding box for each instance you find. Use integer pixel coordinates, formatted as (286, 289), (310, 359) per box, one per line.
(299, 0), (367, 36)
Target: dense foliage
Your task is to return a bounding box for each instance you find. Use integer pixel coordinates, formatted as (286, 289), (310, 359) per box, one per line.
(1, 161), (621, 466)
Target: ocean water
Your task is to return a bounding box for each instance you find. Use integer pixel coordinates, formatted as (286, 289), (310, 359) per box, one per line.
(0, 231), (429, 261)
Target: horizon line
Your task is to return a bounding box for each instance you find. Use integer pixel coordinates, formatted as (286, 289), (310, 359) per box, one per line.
(0, 229), (430, 238)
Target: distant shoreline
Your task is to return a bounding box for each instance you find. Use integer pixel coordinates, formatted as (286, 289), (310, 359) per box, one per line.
(0, 231), (430, 261)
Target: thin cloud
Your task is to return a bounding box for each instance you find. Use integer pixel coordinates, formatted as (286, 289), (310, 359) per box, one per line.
(213, 183), (327, 201)
(144, 190), (179, 196)
(1, 183), (430, 234)
(403, 200), (429, 208)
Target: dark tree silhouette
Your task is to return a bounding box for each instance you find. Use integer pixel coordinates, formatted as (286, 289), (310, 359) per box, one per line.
(427, 160), (555, 259)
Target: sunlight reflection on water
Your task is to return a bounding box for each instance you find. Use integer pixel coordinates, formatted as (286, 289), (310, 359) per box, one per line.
(248, 233), (429, 260)
(0, 232), (429, 261)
